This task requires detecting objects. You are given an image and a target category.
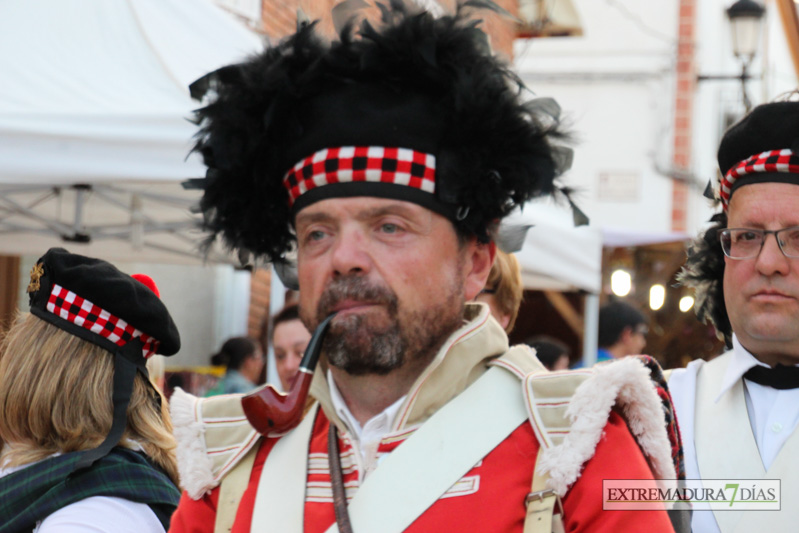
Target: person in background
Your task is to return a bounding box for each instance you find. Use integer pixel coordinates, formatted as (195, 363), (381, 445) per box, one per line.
(574, 300), (648, 369)
(0, 248), (181, 532)
(671, 100), (799, 532)
(475, 250), (524, 334)
(207, 337), (264, 396)
(269, 303), (312, 392)
(527, 335), (571, 370)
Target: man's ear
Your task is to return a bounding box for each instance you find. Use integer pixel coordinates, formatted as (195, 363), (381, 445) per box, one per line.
(463, 239), (496, 301)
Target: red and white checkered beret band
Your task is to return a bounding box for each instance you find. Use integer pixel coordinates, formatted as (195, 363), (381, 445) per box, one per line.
(720, 148), (799, 210)
(46, 284), (160, 358)
(283, 146), (436, 207)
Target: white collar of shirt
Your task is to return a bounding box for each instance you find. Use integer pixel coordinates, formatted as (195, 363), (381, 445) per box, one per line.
(0, 450), (59, 479)
(327, 368), (406, 446)
(716, 334), (773, 402)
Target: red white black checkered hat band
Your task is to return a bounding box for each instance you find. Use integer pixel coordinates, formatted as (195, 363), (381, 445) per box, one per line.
(283, 146), (436, 208)
(46, 283), (160, 359)
(720, 148), (799, 210)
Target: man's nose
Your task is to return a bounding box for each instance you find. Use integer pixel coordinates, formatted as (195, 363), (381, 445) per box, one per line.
(330, 228), (371, 277)
(756, 232), (791, 276)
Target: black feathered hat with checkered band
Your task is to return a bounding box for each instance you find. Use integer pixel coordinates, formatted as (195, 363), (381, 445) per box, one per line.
(26, 247), (180, 472)
(680, 100), (799, 344)
(188, 0), (573, 271)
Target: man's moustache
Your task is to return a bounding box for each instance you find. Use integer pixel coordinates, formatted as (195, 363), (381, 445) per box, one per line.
(317, 279), (395, 319)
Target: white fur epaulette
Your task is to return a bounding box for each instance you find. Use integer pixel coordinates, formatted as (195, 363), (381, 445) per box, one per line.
(170, 388), (261, 499)
(523, 356), (676, 495)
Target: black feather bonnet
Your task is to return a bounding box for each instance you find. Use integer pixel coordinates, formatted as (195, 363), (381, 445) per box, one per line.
(679, 100), (799, 343)
(189, 0), (572, 265)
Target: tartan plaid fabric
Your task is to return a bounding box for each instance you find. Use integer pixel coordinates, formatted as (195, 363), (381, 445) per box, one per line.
(46, 284), (160, 359)
(0, 447), (180, 533)
(633, 355), (686, 480)
(283, 146), (436, 207)
(720, 148), (799, 210)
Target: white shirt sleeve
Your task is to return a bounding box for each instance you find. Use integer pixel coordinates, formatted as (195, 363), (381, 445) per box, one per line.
(35, 496), (165, 533)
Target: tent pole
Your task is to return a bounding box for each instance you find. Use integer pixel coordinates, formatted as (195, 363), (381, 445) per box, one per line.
(72, 186), (88, 237)
(266, 266), (287, 390)
(581, 293), (599, 367)
(130, 193), (144, 249)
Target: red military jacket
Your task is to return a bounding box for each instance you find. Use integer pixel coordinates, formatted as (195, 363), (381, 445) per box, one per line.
(169, 305), (675, 533)
(170, 409), (674, 532)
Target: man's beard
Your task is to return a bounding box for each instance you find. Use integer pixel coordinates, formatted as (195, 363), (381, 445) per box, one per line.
(308, 276), (465, 376)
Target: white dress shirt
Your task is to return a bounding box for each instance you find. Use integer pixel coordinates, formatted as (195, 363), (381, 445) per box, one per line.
(328, 368), (406, 469)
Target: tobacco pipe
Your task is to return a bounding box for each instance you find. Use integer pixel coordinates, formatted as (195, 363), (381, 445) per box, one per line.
(242, 313), (336, 435)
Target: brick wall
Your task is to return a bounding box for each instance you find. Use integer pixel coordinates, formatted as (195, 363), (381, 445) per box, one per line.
(261, 0), (339, 40)
(248, 267), (271, 344)
(0, 255), (20, 333)
(671, 0), (696, 232)
(260, 0), (517, 58)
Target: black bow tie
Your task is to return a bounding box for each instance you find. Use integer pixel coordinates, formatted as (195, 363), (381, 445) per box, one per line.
(743, 364), (799, 390)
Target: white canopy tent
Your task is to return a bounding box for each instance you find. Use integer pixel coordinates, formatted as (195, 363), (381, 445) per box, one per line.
(0, 1), (609, 367)
(0, 0), (263, 263)
(505, 200), (602, 294)
(503, 200), (602, 364)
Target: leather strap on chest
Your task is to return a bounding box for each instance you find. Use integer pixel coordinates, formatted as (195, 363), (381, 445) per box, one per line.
(524, 447), (565, 533)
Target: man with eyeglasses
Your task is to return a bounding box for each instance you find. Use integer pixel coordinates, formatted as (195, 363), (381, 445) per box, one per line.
(670, 100), (799, 532)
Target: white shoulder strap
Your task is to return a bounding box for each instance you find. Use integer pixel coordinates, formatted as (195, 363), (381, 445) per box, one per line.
(214, 444), (259, 533)
(323, 365), (527, 533)
(251, 402), (319, 531)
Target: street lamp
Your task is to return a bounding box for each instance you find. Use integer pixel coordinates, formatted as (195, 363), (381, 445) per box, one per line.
(697, 1), (766, 112)
(726, 0), (766, 110)
(727, 0), (766, 65)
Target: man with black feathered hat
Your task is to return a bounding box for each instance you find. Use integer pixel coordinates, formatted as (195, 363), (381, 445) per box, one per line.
(671, 98), (799, 532)
(168, 2), (679, 532)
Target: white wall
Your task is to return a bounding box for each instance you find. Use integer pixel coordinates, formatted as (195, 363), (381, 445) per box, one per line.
(515, 0), (798, 239)
(515, 0), (678, 235)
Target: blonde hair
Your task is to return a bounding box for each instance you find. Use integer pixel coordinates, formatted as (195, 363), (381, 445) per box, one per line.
(0, 314), (178, 485)
(484, 251), (524, 333)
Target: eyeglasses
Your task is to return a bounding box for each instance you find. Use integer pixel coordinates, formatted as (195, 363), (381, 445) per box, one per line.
(719, 226), (799, 259)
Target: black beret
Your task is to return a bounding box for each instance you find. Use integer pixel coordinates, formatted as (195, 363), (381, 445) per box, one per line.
(27, 248), (180, 359)
(716, 101), (799, 209)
